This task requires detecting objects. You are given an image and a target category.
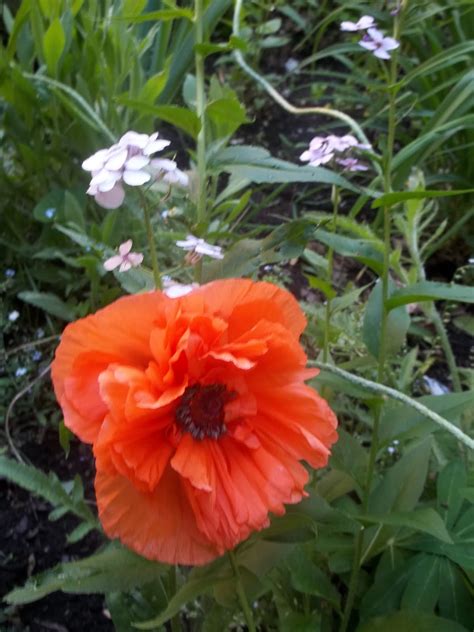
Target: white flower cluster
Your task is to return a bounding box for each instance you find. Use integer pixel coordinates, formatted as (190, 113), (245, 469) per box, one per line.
(82, 131), (188, 209)
(341, 15), (400, 60)
(300, 134), (370, 171)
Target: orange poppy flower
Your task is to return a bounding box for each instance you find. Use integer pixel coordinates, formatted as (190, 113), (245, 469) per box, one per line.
(52, 279), (338, 565)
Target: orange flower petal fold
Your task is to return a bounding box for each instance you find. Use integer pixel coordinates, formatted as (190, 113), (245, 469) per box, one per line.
(51, 279), (338, 565)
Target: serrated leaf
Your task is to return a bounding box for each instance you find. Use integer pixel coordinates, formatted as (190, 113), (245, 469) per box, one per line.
(0, 456), (96, 527)
(5, 544), (165, 605)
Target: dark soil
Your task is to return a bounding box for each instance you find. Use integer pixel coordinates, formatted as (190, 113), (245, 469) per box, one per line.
(0, 430), (113, 632)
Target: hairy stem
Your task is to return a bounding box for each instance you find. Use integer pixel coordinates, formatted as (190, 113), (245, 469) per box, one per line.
(310, 361), (473, 450)
(228, 551), (256, 632)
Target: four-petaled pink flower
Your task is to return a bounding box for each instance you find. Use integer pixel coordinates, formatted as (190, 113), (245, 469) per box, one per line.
(336, 157), (369, 172)
(340, 15), (375, 31)
(359, 28), (399, 60)
(104, 240), (144, 273)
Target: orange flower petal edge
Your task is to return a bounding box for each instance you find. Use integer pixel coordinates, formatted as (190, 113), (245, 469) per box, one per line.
(51, 279), (338, 565)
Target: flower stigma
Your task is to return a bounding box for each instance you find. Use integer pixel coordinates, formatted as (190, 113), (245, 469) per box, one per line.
(175, 384), (236, 440)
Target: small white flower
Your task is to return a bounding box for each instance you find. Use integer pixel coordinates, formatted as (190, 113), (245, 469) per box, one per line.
(162, 277), (199, 298)
(104, 240), (144, 272)
(340, 15), (376, 31)
(36, 328), (45, 339)
(82, 131), (171, 209)
(8, 310), (20, 322)
(176, 235), (224, 260)
(359, 28), (399, 60)
(15, 367), (27, 377)
(44, 208), (56, 219)
(5, 268), (16, 278)
(32, 350), (42, 362)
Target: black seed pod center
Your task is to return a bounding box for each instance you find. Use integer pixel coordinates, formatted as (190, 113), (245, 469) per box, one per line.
(175, 384), (235, 440)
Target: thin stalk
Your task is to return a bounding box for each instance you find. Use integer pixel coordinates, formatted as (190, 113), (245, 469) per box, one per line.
(228, 551), (256, 632)
(339, 8), (406, 630)
(195, 0), (207, 225)
(142, 203), (162, 290)
(168, 567), (180, 632)
(406, 210), (462, 391)
(323, 185), (339, 363)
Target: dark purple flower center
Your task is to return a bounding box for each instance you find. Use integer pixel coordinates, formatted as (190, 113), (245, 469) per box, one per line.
(175, 384), (235, 440)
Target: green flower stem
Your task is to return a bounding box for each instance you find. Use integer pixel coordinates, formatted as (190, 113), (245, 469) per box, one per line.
(195, 0), (207, 225)
(142, 203), (162, 290)
(232, 0), (374, 156)
(168, 567), (180, 632)
(406, 207), (462, 392)
(323, 185), (339, 363)
(310, 361), (474, 450)
(339, 8), (407, 630)
(228, 551), (256, 632)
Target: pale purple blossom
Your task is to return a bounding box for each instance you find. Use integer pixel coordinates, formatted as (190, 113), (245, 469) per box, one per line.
(150, 158), (189, 187)
(340, 15), (375, 32)
(104, 240), (144, 272)
(4, 268), (15, 278)
(8, 310), (20, 322)
(82, 131), (171, 209)
(359, 28), (399, 60)
(32, 350), (42, 362)
(176, 235), (224, 260)
(300, 134), (370, 168)
(15, 367), (27, 377)
(337, 157), (369, 172)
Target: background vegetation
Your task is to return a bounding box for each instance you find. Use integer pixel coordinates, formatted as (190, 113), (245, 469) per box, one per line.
(1, 1), (473, 631)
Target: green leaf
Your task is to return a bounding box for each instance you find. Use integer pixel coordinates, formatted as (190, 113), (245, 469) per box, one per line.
(206, 97), (249, 139)
(359, 509), (452, 544)
(438, 558), (474, 628)
(18, 291), (75, 321)
(135, 558), (233, 629)
(119, 8), (194, 22)
(43, 18), (65, 75)
(372, 189), (474, 208)
(437, 461), (467, 529)
(115, 98), (200, 138)
(0, 456), (96, 527)
(386, 282), (474, 309)
(314, 231), (384, 274)
(369, 437), (432, 513)
(357, 610), (468, 632)
(210, 145), (370, 194)
(5, 544), (165, 605)
(363, 279), (410, 358)
(66, 522), (95, 544)
(138, 70), (169, 104)
(401, 554), (442, 611)
(379, 391), (474, 445)
(33, 189), (63, 223)
(286, 547), (340, 608)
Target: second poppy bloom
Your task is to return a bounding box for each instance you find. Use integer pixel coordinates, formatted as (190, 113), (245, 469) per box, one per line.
(51, 279), (338, 565)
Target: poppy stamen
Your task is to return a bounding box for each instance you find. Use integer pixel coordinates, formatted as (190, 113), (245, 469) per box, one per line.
(175, 384), (235, 440)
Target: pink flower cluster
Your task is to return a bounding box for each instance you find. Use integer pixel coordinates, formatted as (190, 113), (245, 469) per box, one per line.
(341, 15), (399, 60)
